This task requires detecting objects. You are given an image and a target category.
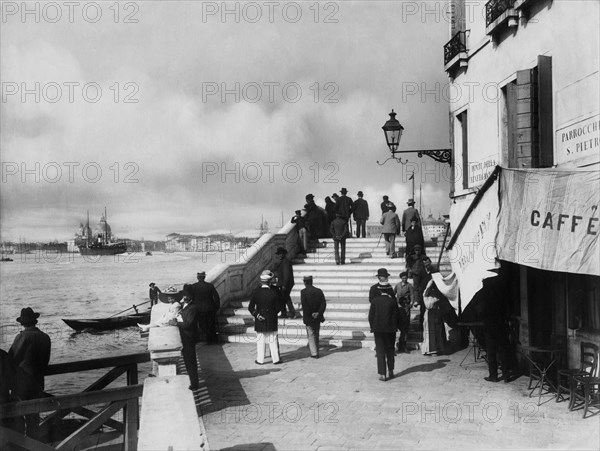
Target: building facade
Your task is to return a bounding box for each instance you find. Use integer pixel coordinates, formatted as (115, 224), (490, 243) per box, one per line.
(444, 0), (599, 368)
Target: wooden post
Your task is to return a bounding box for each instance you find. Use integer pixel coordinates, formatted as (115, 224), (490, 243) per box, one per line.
(124, 398), (139, 451)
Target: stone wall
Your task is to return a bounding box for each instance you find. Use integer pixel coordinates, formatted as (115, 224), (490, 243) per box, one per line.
(206, 222), (298, 310)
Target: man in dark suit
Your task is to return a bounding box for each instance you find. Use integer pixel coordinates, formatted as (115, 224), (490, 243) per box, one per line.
(380, 195), (394, 214)
(300, 275), (327, 358)
(353, 191), (370, 238)
(273, 247), (296, 318)
(405, 217), (425, 258)
(176, 287), (201, 390)
(369, 268), (396, 301)
(369, 291), (401, 381)
(401, 198), (422, 233)
(335, 188), (354, 222)
(248, 271), (282, 364)
(330, 212), (349, 265)
(407, 246), (432, 330)
(191, 271), (220, 344)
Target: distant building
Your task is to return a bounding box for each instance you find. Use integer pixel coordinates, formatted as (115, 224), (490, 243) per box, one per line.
(422, 213), (447, 239)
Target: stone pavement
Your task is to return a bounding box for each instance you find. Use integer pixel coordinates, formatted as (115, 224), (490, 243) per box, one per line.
(186, 342), (599, 450)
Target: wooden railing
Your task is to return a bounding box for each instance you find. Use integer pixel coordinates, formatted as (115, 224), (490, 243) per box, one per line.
(0, 352), (149, 451)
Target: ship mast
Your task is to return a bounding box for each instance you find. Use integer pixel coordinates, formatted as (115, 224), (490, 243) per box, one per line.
(104, 206), (108, 245)
(86, 210), (91, 246)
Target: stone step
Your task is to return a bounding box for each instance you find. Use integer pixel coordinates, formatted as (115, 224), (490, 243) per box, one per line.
(291, 268), (451, 278)
(293, 257), (450, 265)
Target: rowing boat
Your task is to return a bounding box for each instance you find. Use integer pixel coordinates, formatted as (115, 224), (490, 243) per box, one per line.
(62, 311), (151, 331)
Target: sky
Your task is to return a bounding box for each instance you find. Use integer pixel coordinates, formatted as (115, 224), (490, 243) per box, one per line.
(1, 0), (453, 241)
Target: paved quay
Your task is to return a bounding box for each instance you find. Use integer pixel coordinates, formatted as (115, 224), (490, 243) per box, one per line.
(183, 342), (599, 450)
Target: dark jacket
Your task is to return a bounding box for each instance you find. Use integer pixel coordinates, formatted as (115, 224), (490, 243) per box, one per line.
(301, 285), (327, 326)
(149, 286), (161, 301)
(248, 286), (280, 332)
(192, 280), (220, 312)
(330, 217), (349, 241)
(353, 198), (369, 220)
(273, 257), (295, 292)
(177, 302), (201, 345)
(335, 195), (354, 220)
(291, 214), (307, 230)
(405, 225), (425, 255)
(8, 327), (51, 390)
(369, 283), (396, 302)
(325, 197), (336, 223)
(369, 294), (401, 333)
(401, 207), (421, 232)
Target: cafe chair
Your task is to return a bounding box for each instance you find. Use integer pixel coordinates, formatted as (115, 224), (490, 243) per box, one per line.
(569, 347), (600, 418)
(571, 374), (600, 418)
(556, 341), (598, 407)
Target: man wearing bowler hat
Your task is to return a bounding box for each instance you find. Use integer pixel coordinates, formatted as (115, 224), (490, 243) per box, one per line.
(330, 212), (349, 265)
(401, 198), (422, 234)
(369, 268), (396, 301)
(9, 307), (51, 395)
(353, 190), (370, 238)
(301, 275), (327, 359)
(273, 247), (297, 318)
(192, 271), (221, 344)
(335, 188), (354, 222)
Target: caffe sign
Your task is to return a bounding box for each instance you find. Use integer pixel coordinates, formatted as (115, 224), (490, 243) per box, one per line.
(556, 114), (600, 165)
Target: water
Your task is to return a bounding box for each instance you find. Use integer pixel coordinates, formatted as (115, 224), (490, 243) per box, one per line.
(0, 250), (242, 394)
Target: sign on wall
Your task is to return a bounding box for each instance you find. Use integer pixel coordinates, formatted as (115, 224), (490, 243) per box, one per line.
(556, 114), (600, 166)
(468, 155), (497, 187)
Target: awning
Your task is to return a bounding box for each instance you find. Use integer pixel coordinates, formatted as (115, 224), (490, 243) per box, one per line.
(446, 166), (600, 311)
(447, 167), (501, 311)
(497, 168), (599, 276)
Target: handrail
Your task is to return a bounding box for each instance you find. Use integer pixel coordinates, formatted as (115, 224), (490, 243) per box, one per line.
(0, 385), (143, 418)
(45, 352), (150, 376)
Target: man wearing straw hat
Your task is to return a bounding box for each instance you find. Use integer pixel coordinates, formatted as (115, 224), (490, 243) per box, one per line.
(248, 270), (282, 365)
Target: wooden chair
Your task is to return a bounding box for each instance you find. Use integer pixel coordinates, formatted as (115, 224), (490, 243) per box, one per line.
(556, 341), (598, 407)
(569, 346), (600, 418)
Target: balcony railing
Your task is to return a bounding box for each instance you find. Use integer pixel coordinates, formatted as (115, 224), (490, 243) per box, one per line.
(486, 0), (516, 27)
(444, 31), (467, 66)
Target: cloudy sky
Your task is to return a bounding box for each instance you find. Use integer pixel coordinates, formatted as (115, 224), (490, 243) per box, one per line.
(1, 1), (452, 241)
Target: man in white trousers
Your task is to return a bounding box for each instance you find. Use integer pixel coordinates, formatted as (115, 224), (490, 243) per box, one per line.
(248, 270), (282, 365)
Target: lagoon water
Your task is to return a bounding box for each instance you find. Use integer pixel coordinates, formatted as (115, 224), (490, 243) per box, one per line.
(0, 250), (242, 394)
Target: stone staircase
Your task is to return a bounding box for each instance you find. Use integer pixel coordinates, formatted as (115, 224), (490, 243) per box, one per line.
(217, 237), (451, 350)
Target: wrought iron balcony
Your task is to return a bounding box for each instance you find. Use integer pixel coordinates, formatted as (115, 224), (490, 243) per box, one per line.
(486, 0), (516, 27)
(444, 31), (467, 66)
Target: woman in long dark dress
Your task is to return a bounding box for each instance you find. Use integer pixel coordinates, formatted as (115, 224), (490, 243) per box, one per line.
(421, 280), (447, 356)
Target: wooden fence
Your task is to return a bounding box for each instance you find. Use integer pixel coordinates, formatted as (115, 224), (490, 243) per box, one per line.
(1, 352), (150, 451)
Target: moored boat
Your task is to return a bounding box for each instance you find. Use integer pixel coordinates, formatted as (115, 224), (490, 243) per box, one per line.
(63, 311), (150, 331)
(76, 208), (127, 256)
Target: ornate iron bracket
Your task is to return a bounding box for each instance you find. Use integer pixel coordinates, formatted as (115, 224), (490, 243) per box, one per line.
(378, 148), (452, 166)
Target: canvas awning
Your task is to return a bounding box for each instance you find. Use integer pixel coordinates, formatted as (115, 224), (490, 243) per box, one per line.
(496, 168), (599, 276)
(447, 167), (501, 311)
(446, 166), (599, 312)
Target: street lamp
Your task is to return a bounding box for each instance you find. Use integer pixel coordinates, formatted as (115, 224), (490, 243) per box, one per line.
(378, 110), (452, 165)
